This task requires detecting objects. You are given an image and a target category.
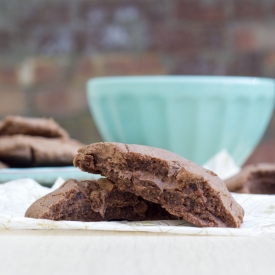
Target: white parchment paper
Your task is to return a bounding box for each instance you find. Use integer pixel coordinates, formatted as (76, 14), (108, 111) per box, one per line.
(0, 151), (274, 236)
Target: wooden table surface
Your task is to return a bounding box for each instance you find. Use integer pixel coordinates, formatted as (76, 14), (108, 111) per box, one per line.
(1, 230), (275, 275)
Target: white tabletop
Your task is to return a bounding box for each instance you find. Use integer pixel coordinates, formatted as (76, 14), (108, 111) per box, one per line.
(1, 230), (275, 275)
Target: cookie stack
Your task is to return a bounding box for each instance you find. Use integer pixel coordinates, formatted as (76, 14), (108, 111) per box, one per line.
(0, 116), (84, 168)
(26, 142), (245, 228)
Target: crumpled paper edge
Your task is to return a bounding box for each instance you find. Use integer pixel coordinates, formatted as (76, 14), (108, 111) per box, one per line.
(203, 149), (241, 180)
(0, 178), (267, 236)
(0, 213), (256, 236)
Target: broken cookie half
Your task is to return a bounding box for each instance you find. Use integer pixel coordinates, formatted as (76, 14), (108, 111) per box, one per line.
(74, 142), (244, 228)
(25, 178), (178, 221)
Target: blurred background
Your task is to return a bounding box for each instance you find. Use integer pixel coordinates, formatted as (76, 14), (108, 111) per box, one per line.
(1, 0), (275, 165)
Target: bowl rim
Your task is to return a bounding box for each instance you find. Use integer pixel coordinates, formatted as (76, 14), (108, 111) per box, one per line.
(87, 75), (275, 86)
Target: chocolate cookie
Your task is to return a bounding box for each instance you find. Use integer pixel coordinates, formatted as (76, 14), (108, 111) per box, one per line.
(25, 178), (178, 221)
(74, 142), (244, 228)
(225, 163), (275, 194)
(0, 160), (8, 169)
(0, 116), (68, 139)
(0, 135), (84, 167)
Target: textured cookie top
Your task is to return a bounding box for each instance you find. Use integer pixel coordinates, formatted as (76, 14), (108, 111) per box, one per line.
(0, 116), (69, 139)
(74, 142), (244, 228)
(75, 142), (224, 190)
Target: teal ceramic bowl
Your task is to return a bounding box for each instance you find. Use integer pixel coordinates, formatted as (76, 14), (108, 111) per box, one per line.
(87, 76), (275, 166)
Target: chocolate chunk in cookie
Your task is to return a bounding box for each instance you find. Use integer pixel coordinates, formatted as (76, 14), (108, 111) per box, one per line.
(74, 142), (244, 228)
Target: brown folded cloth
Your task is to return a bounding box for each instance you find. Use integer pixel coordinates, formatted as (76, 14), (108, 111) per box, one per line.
(225, 163), (275, 194)
(0, 116), (69, 139)
(0, 135), (84, 167)
(25, 178), (178, 222)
